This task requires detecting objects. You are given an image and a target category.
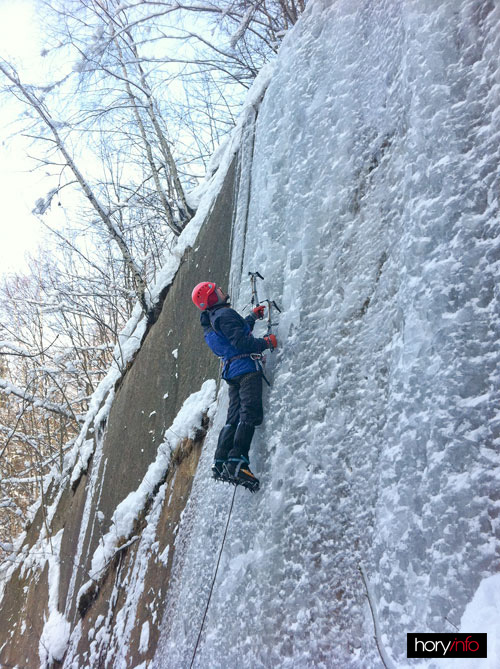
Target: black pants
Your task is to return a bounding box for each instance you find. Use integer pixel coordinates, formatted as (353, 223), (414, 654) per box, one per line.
(214, 371), (263, 463)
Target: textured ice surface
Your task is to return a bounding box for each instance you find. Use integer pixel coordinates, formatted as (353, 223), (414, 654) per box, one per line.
(156, 1), (500, 667)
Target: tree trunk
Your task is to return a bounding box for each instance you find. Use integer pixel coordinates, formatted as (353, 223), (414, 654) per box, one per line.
(124, 31), (194, 225)
(114, 40), (183, 236)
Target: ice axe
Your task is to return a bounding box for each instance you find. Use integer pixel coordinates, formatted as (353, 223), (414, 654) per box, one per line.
(248, 270), (281, 333)
(248, 271), (264, 306)
(262, 299), (281, 335)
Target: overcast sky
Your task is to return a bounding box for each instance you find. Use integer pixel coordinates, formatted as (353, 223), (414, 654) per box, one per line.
(0, 0), (237, 278)
(0, 0), (48, 276)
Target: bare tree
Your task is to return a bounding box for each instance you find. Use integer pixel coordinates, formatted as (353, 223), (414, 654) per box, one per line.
(0, 248), (130, 560)
(0, 60), (151, 316)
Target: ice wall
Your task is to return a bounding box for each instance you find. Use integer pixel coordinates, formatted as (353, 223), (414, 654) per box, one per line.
(1, 0), (498, 666)
(156, 1), (500, 667)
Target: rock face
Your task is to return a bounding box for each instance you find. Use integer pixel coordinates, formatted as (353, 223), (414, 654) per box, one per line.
(2, 1), (500, 667)
(0, 156), (239, 667)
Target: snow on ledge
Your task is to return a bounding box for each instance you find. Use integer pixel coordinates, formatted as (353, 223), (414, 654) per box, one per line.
(38, 530), (71, 668)
(76, 379), (217, 603)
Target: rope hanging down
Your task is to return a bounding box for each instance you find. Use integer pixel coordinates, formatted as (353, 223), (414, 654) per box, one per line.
(189, 485), (238, 669)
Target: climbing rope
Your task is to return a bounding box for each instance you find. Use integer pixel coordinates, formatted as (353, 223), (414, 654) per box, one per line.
(189, 484), (238, 669)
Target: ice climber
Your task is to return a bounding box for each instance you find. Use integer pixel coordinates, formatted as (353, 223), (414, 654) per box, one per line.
(191, 281), (277, 491)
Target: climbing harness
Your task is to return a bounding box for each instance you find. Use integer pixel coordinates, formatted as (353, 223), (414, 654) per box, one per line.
(189, 485), (238, 669)
(222, 351), (264, 378)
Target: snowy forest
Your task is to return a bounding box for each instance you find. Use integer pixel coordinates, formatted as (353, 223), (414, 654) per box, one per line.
(1, 0), (499, 668)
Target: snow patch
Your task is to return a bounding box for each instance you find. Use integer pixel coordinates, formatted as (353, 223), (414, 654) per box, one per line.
(38, 530), (71, 667)
(39, 609), (71, 665)
(139, 620), (150, 654)
(80, 380), (216, 584)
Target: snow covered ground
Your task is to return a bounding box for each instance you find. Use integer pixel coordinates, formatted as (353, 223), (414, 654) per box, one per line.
(155, 1), (500, 667)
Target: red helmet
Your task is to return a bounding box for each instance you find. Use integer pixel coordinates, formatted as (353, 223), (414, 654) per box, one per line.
(192, 281), (221, 310)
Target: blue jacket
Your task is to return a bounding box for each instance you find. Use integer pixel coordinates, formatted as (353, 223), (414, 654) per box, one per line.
(201, 305), (268, 379)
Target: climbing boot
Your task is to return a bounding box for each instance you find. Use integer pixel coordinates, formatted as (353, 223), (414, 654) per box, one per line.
(211, 459), (229, 483)
(224, 457), (260, 492)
